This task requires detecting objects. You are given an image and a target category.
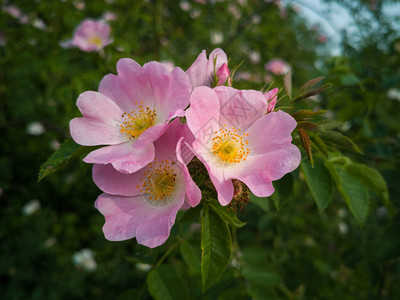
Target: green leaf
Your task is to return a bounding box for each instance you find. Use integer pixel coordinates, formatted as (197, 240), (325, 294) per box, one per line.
(311, 135), (329, 157)
(180, 240), (201, 273)
(340, 73), (360, 86)
(325, 162), (369, 224)
(301, 158), (334, 211)
(178, 205), (202, 224)
(296, 121), (320, 131)
(201, 206), (232, 291)
(319, 131), (362, 154)
(292, 109), (326, 122)
(147, 265), (189, 300)
(38, 139), (97, 182)
(208, 201), (246, 228)
(116, 289), (140, 300)
(344, 163), (389, 206)
(249, 193), (269, 213)
(241, 265), (280, 287)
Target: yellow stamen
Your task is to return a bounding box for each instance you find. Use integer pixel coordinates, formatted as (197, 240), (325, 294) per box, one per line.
(88, 36), (103, 47)
(212, 126), (250, 163)
(120, 102), (157, 139)
(140, 159), (177, 202)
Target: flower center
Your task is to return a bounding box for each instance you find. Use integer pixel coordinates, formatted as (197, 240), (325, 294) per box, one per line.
(212, 126), (249, 163)
(120, 103), (157, 139)
(138, 159), (177, 202)
(88, 36), (103, 47)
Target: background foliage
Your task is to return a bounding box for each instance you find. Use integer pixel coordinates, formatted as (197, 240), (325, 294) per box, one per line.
(1, 0), (399, 299)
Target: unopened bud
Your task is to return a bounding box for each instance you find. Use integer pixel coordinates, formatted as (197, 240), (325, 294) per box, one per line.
(264, 88), (278, 112)
(216, 63), (231, 86)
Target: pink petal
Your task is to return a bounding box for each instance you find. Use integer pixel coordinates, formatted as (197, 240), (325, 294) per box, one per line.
(83, 140), (155, 174)
(215, 87), (267, 131)
(186, 86), (221, 143)
(186, 50), (208, 88)
(76, 91), (124, 123)
(93, 164), (145, 196)
(70, 118), (124, 146)
(186, 48), (228, 89)
(245, 110), (297, 155)
(135, 123), (169, 147)
(95, 192), (184, 248)
(208, 48), (228, 78)
(98, 74), (136, 113)
(143, 62), (191, 122)
(99, 59), (155, 113)
(176, 137), (201, 207)
(192, 141), (234, 206)
(239, 173), (274, 197)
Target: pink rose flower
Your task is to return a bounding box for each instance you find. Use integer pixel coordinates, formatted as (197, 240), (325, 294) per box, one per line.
(186, 86), (300, 206)
(186, 48), (228, 89)
(70, 58), (191, 174)
(265, 59), (290, 75)
(93, 119), (201, 248)
(70, 19), (112, 52)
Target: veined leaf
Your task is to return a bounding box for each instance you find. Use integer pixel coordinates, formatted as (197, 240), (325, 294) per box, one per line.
(311, 135), (328, 157)
(301, 158), (334, 211)
(208, 201), (246, 228)
(297, 121), (320, 131)
(292, 110), (326, 122)
(344, 163), (389, 206)
(180, 240), (201, 273)
(319, 131), (362, 154)
(325, 162), (369, 225)
(147, 265), (189, 300)
(201, 206), (232, 291)
(38, 138), (98, 182)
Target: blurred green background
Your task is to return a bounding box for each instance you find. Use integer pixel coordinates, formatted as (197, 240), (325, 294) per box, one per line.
(1, 0), (399, 299)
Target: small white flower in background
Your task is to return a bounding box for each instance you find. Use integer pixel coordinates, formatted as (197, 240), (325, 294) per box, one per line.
(228, 4), (241, 20)
(377, 206), (388, 218)
(180, 1), (191, 11)
(251, 15), (261, 24)
(73, 1), (85, 11)
(136, 263), (152, 272)
(340, 121), (351, 132)
(73, 249), (97, 271)
(338, 222), (349, 235)
(387, 88), (400, 101)
(237, 0), (247, 6)
(27, 121), (45, 135)
(102, 11), (117, 22)
(50, 139), (61, 151)
(249, 50), (261, 64)
(210, 31), (223, 45)
(190, 8), (201, 19)
(44, 237), (57, 248)
(32, 18), (47, 30)
(337, 208), (348, 218)
(22, 199), (41, 215)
